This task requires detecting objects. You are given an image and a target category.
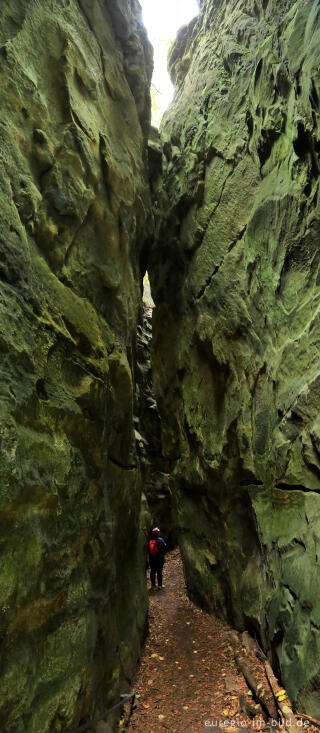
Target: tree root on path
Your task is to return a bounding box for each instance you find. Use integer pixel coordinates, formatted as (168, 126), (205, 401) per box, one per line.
(227, 630), (315, 733)
(265, 661), (301, 733)
(238, 692), (265, 719)
(228, 632), (277, 721)
(238, 633), (320, 733)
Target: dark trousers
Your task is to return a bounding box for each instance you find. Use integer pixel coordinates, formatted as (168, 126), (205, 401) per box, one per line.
(150, 557), (164, 587)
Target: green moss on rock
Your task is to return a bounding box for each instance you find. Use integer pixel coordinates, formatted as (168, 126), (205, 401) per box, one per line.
(0, 0), (152, 730)
(149, 0), (320, 716)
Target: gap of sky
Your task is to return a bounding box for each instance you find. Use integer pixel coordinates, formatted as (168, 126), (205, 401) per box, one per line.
(139, 0), (199, 127)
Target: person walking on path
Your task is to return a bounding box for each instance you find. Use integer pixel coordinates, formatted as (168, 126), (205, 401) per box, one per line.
(148, 527), (167, 589)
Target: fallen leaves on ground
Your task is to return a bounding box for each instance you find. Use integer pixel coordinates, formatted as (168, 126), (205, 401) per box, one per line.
(125, 550), (257, 732)
(126, 550), (316, 733)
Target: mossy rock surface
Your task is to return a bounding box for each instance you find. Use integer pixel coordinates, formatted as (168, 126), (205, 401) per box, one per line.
(0, 1), (152, 730)
(149, 0), (320, 715)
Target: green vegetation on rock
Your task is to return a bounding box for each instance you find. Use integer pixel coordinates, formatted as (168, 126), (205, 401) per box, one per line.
(148, 0), (320, 716)
(0, 1), (153, 730)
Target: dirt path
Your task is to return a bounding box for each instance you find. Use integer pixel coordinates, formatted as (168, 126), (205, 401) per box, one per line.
(126, 550), (260, 733)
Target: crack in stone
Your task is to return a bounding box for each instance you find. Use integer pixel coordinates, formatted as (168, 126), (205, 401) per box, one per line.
(275, 483), (320, 495)
(108, 454), (137, 470)
(194, 223), (247, 301)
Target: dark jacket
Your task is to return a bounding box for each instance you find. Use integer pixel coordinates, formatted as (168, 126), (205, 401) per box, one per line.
(155, 537), (166, 560)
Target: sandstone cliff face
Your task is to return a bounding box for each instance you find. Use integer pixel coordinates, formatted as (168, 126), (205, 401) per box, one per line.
(0, 2), (152, 731)
(149, 0), (320, 714)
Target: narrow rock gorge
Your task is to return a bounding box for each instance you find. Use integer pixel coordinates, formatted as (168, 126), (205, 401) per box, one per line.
(1, 0), (320, 730)
(135, 286), (176, 548)
(0, 1), (152, 731)
(149, 0), (320, 717)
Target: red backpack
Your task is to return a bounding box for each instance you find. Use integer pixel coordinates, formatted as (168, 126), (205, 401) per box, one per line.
(149, 539), (158, 555)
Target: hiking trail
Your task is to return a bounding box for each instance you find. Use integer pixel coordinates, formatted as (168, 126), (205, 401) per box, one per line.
(127, 550), (263, 732)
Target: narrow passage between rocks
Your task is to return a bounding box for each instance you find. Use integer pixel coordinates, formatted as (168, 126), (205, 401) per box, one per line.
(127, 551), (262, 733)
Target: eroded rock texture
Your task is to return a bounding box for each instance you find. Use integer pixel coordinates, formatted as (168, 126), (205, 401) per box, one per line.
(0, 1), (151, 731)
(149, 0), (320, 714)
(135, 298), (176, 548)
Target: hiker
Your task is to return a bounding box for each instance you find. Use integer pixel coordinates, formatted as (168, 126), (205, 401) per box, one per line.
(148, 527), (167, 589)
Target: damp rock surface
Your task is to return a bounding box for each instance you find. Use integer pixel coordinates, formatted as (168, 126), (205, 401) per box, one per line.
(149, 0), (320, 715)
(0, 1), (152, 731)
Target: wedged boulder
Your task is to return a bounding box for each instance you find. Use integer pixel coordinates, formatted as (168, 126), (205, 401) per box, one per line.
(149, 0), (320, 715)
(0, 1), (152, 731)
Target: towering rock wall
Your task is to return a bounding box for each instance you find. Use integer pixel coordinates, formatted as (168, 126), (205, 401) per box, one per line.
(0, 1), (152, 731)
(149, 0), (320, 715)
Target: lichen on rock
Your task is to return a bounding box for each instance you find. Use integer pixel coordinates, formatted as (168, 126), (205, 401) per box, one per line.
(0, 1), (152, 730)
(149, 0), (320, 715)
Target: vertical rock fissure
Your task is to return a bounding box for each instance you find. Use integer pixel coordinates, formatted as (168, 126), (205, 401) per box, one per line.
(135, 274), (176, 549)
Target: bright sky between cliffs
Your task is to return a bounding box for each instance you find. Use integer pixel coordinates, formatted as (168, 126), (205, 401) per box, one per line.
(139, 0), (199, 126)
